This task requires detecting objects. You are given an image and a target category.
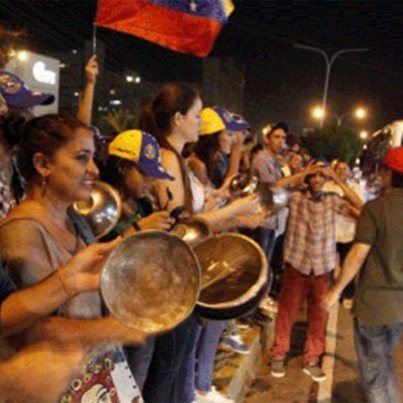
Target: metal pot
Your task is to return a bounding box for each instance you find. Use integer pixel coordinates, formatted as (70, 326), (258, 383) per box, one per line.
(169, 217), (213, 247)
(193, 233), (271, 320)
(100, 231), (201, 334)
(229, 173), (259, 198)
(229, 173), (289, 214)
(72, 181), (122, 239)
(257, 183), (289, 214)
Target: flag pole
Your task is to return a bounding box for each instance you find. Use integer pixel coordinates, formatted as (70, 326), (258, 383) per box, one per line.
(92, 23), (97, 55)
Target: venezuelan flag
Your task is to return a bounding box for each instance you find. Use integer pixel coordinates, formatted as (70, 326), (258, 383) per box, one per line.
(95, 0), (234, 57)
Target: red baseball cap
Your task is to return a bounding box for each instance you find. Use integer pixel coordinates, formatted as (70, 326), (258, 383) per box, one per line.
(383, 147), (403, 174)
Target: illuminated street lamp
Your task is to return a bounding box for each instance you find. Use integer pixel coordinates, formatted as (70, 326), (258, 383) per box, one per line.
(355, 107), (367, 120)
(312, 106), (325, 120)
(295, 44), (368, 129)
(360, 130), (368, 140)
(311, 106), (368, 126)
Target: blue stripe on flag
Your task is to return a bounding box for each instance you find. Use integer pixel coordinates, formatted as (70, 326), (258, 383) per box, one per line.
(146, 0), (228, 23)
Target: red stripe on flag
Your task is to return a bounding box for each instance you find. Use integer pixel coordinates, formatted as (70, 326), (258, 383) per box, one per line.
(96, 0), (223, 57)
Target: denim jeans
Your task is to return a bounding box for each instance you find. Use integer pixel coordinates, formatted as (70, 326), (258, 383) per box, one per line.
(142, 312), (199, 403)
(195, 320), (226, 392)
(353, 317), (403, 403)
(125, 336), (156, 391)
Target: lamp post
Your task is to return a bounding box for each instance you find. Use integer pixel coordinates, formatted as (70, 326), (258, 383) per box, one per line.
(295, 44), (368, 128)
(334, 107), (367, 126)
(311, 106), (367, 127)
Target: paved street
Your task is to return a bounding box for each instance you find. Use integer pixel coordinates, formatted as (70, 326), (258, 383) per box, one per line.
(243, 304), (403, 403)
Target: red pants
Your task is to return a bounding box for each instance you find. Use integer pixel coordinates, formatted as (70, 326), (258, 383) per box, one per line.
(270, 265), (331, 364)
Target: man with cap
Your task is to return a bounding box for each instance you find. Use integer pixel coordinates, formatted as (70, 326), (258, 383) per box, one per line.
(250, 122), (316, 316)
(250, 122), (296, 262)
(269, 163), (363, 382)
(323, 147), (403, 403)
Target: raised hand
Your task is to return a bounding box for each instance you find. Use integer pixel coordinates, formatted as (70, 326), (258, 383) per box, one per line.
(85, 54), (99, 84)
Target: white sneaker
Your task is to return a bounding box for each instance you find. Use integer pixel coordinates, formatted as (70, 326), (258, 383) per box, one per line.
(196, 386), (235, 403)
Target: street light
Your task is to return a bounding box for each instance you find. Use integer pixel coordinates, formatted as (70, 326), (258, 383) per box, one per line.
(295, 44), (368, 129)
(334, 107), (368, 126)
(312, 106), (325, 120)
(355, 107), (367, 120)
(360, 130), (368, 140)
(311, 106), (368, 126)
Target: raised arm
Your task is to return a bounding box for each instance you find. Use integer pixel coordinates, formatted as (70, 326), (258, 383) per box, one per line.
(323, 167), (364, 209)
(77, 55), (98, 126)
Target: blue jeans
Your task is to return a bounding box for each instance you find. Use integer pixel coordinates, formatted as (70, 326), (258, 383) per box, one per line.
(142, 312), (199, 403)
(125, 336), (156, 391)
(195, 320), (226, 392)
(353, 317), (403, 403)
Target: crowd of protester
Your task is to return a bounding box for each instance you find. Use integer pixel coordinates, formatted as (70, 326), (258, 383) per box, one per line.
(1, 26), (403, 403)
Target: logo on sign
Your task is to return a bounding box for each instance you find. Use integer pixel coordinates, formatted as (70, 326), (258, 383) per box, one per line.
(32, 61), (56, 85)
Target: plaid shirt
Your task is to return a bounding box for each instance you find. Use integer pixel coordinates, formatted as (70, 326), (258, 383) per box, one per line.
(284, 189), (344, 275)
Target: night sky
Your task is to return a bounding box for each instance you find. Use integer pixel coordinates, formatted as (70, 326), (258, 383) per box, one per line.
(1, 0), (403, 134)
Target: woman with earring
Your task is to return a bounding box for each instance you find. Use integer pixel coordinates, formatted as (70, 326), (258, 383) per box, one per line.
(0, 114), (146, 402)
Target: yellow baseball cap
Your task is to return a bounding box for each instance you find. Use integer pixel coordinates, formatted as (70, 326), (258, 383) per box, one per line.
(108, 130), (174, 180)
(199, 107), (226, 136)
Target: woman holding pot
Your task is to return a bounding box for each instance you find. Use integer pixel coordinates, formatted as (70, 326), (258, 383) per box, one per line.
(0, 114), (146, 402)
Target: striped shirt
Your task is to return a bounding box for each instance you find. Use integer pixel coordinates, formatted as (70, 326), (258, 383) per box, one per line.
(284, 190), (344, 275)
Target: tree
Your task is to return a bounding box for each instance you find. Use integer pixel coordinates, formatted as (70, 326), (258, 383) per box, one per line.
(301, 124), (361, 165)
(101, 108), (137, 134)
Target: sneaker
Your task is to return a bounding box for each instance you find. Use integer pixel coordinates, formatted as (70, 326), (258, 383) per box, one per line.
(259, 296), (278, 314)
(218, 334), (250, 355)
(302, 363), (327, 382)
(270, 357), (285, 378)
(196, 386), (235, 403)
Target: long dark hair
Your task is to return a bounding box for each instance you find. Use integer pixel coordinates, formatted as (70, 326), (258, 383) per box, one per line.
(140, 83), (200, 212)
(193, 131), (225, 188)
